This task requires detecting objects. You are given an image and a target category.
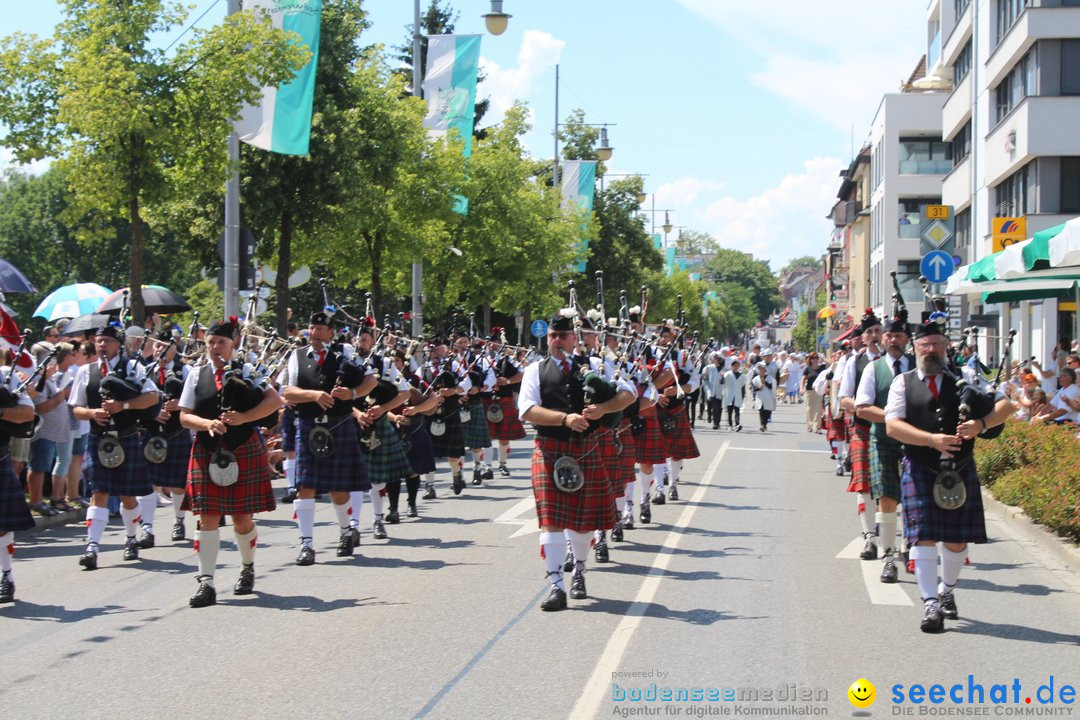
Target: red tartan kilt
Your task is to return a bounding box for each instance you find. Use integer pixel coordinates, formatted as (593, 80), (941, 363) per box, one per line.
(615, 419), (637, 481)
(825, 409), (847, 442)
(186, 432), (276, 516)
(665, 406), (699, 460)
(846, 424), (871, 494)
(634, 406), (667, 466)
(531, 435), (618, 532)
(486, 395), (526, 441)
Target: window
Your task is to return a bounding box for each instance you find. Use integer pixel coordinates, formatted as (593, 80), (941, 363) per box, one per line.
(955, 208), (971, 251)
(954, 39), (973, 85)
(896, 261), (924, 308)
(996, 0), (1030, 46)
(899, 139), (952, 174)
(951, 120), (972, 165)
(898, 199), (941, 239)
(956, 0), (971, 16)
(1063, 158), (1080, 213)
(928, 19), (942, 69)
(994, 46), (1037, 123)
(1064, 41), (1080, 96)
(995, 161), (1038, 217)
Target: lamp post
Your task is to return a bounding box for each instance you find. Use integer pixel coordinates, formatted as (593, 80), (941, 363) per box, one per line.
(411, 0), (509, 337)
(552, 64), (615, 189)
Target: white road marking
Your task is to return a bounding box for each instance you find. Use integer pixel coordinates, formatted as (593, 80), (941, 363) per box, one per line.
(836, 537), (913, 606)
(726, 446), (831, 453)
(569, 440), (730, 720)
(834, 535), (865, 559)
(493, 496), (538, 538)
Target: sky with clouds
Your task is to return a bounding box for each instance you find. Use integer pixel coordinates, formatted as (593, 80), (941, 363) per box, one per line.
(5, 0), (929, 269)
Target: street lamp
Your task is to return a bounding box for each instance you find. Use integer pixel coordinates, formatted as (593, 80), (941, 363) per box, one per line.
(552, 64), (615, 188)
(663, 211), (673, 235)
(596, 126), (613, 162)
(482, 1), (511, 35)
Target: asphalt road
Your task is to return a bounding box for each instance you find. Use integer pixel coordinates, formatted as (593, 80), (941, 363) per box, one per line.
(2, 402), (1078, 720)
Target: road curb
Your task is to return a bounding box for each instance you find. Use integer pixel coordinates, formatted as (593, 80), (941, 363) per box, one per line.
(31, 508), (86, 532)
(980, 486), (1080, 573)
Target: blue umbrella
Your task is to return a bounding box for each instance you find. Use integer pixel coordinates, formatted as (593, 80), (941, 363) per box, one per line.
(0, 259), (36, 293)
(34, 282), (113, 321)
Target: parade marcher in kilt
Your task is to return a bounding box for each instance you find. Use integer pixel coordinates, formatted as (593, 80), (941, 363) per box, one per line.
(388, 351), (440, 519)
(485, 327), (525, 477)
(278, 404), (298, 504)
(816, 343), (851, 472)
(414, 337), (471, 498)
(839, 311), (883, 561)
(281, 311), (377, 565)
(652, 325), (700, 503)
(519, 311), (629, 612)
(179, 321), (283, 607)
(0, 362), (40, 604)
(69, 324), (160, 570)
(137, 332), (192, 548)
(453, 333), (495, 485)
(855, 312), (914, 583)
(885, 319), (1013, 633)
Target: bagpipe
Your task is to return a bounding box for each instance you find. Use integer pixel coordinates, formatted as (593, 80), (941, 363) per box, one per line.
(0, 330), (55, 439)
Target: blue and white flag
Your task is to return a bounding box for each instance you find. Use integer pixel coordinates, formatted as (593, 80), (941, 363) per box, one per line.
(236, 0), (323, 155)
(423, 34), (482, 158)
(560, 160), (597, 272)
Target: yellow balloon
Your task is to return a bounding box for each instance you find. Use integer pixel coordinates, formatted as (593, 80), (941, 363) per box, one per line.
(848, 678), (876, 709)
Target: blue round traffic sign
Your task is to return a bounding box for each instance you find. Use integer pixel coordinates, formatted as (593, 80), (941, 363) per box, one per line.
(920, 250), (955, 284)
(530, 319), (549, 337)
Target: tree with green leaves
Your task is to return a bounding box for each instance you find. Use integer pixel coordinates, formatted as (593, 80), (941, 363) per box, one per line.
(0, 0), (309, 324)
(585, 176), (662, 313)
(778, 255), (823, 277)
(703, 248), (783, 322)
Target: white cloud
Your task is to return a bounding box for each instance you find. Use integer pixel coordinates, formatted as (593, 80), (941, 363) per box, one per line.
(0, 147), (51, 177)
(479, 29), (565, 122)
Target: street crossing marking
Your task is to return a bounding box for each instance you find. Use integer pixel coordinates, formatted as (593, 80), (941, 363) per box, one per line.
(834, 536), (865, 559)
(493, 496), (539, 538)
(569, 440), (730, 720)
(836, 537), (913, 606)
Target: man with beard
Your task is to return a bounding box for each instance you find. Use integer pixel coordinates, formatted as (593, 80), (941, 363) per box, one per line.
(885, 319), (1013, 633)
(855, 311), (914, 583)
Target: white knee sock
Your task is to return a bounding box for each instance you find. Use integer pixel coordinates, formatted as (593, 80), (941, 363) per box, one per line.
(856, 494), (873, 536)
(195, 529), (219, 583)
(539, 531), (566, 589)
(332, 500), (351, 534)
(624, 481), (636, 509)
(667, 459), (680, 486)
(172, 491), (186, 520)
(498, 444), (508, 464)
(615, 494), (626, 514)
(424, 472), (435, 486)
(86, 505), (108, 548)
(294, 498), (315, 547)
(653, 465), (666, 492)
(283, 457), (296, 489)
(638, 469), (652, 501)
(235, 527), (257, 566)
(136, 493), (156, 533)
(910, 545), (939, 601)
(471, 449), (482, 465)
(566, 530), (592, 568)
(939, 546), (967, 594)
(0, 532), (13, 574)
(876, 511), (898, 553)
(349, 491), (364, 528)
(119, 503), (140, 540)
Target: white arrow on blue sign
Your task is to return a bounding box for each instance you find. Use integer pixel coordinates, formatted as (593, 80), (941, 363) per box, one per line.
(920, 250), (955, 284)
(530, 319), (549, 337)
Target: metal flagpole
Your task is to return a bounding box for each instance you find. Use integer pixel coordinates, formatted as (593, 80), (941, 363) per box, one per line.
(411, 0), (424, 337)
(224, 0), (241, 320)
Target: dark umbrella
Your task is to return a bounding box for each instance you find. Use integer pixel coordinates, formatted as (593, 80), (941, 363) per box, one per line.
(0, 259), (37, 293)
(97, 285), (191, 315)
(62, 313), (116, 335)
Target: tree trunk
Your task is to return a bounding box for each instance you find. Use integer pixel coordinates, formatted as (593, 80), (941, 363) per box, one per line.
(129, 195), (146, 327)
(481, 303), (491, 336)
(275, 209), (292, 336)
(369, 230), (383, 320)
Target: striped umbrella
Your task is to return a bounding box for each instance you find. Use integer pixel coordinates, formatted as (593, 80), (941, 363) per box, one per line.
(33, 283), (113, 321)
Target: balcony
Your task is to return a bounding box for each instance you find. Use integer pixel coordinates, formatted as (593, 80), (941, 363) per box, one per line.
(941, 156), (972, 209)
(984, 96), (1080, 186)
(942, 72), (971, 141)
(941, 1), (972, 64)
(987, 6), (1080, 88)
(899, 158), (953, 175)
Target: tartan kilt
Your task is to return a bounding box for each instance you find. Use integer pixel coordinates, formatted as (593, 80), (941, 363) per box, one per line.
(615, 418), (638, 485)
(531, 435), (617, 532)
(400, 418), (436, 476)
(427, 413), (465, 459)
(634, 406), (667, 466)
(901, 457), (987, 545)
(280, 406), (296, 453)
(594, 427), (625, 496)
(461, 400), (491, 449)
(84, 433), (153, 498)
(295, 417), (370, 493)
(361, 416), (414, 485)
(869, 436), (903, 502)
(0, 453), (34, 532)
(187, 431), (276, 516)
(664, 406), (700, 460)
(487, 395), (526, 441)
(825, 409), (847, 442)
(146, 429), (193, 488)
(845, 423), (871, 494)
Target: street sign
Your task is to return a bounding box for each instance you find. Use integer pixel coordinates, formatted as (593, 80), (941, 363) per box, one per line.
(920, 204), (955, 255)
(925, 205), (950, 219)
(530, 319), (548, 338)
(992, 216), (1026, 253)
(920, 250), (955, 284)
(969, 313), (1000, 326)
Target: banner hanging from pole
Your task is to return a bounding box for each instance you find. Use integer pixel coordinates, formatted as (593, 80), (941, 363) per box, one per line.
(560, 160), (596, 273)
(236, 0), (323, 155)
(423, 34), (482, 158)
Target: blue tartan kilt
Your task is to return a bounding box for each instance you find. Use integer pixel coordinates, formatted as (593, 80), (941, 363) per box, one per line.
(146, 429), (193, 488)
(84, 433), (153, 498)
(427, 413), (465, 459)
(280, 406), (296, 453)
(401, 419), (436, 476)
(0, 453), (34, 532)
(461, 401), (491, 449)
(901, 457), (987, 545)
(295, 417), (370, 493)
(869, 436), (904, 502)
(362, 416), (414, 485)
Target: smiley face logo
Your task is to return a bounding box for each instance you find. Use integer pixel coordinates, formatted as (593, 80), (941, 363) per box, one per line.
(848, 678), (876, 709)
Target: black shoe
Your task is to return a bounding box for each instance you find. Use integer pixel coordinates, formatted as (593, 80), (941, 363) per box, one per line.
(880, 553), (898, 583)
(297, 544), (316, 565)
(859, 534), (878, 560)
(385, 509), (400, 524)
(652, 491), (666, 505)
(423, 483), (436, 500)
(639, 501), (651, 524)
(835, 466), (845, 476)
(940, 591), (959, 620)
(336, 529), (359, 557)
(668, 485), (679, 502)
(569, 569), (587, 600)
(920, 602), (945, 633)
(843, 454), (852, 472)
(373, 519), (388, 540)
(137, 531), (155, 550)
(611, 522), (624, 542)
(735, 424), (742, 432)
(452, 473), (465, 495)
(79, 550), (98, 570)
(280, 488), (297, 504)
(594, 541), (609, 563)
(123, 538), (140, 561)
(482, 465), (494, 480)
(472, 467), (483, 486)
(407, 502), (419, 518)
(540, 586), (567, 612)
(234, 564), (255, 595)
(498, 463), (510, 477)
(189, 577), (217, 608)
(622, 512), (634, 531)
(171, 518), (186, 541)
(760, 424), (766, 432)
(0, 573), (13, 603)
(563, 547), (575, 573)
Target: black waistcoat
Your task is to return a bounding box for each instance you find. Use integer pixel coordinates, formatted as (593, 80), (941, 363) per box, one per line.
(191, 365), (256, 450)
(536, 355), (587, 441)
(86, 360), (141, 436)
(900, 370), (974, 467)
(295, 348), (352, 419)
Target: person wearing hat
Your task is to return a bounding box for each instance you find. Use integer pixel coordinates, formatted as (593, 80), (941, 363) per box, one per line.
(885, 318), (1014, 632)
(0, 359), (41, 603)
(414, 334), (471, 499)
(722, 358), (747, 431)
(280, 311), (377, 566)
(178, 320), (283, 607)
(750, 361), (776, 430)
(485, 327), (526, 477)
(702, 352), (725, 430)
(839, 309), (884, 562)
(453, 332), (496, 485)
(855, 311), (914, 583)
(654, 325), (700, 502)
(68, 323), (161, 570)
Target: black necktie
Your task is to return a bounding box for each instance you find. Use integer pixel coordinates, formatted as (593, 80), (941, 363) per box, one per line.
(893, 359), (901, 377)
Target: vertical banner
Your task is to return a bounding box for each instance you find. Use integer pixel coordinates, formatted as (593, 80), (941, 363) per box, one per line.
(423, 34), (482, 158)
(665, 246), (677, 276)
(236, 0), (323, 155)
(560, 160), (597, 272)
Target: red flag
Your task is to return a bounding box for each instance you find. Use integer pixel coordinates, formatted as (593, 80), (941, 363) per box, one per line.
(0, 308), (31, 367)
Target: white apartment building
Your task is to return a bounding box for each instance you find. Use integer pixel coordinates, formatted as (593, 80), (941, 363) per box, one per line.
(932, 0), (1080, 361)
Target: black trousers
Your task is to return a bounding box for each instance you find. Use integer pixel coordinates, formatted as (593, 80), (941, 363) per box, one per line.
(759, 409), (772, 428)
(709, 398), (723, 426)
(727, 404), (741, 427)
